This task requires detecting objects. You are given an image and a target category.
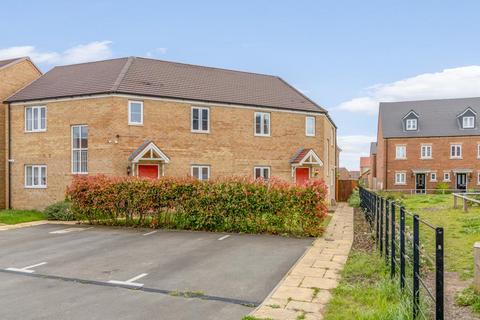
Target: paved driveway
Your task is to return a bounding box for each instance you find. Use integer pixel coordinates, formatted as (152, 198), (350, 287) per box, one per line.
(0, 224), (311, 320)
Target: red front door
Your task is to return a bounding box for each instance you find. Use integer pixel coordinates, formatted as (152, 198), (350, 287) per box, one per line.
(295, 167), (310, 186)
(138, 165), (159, 179)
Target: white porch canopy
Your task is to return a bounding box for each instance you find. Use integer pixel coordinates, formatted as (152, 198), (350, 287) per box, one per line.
(128, 141), (170, 176)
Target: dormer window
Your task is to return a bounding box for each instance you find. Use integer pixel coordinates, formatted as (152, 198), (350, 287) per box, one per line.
(403, 110), (419, 132)
(458, 107), (477, 129)
(463, 116), (475, 129)
(406, 118), (417, 131)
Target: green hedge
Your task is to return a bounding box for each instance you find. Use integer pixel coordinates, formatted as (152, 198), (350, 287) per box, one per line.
(66, 175), (329, 236)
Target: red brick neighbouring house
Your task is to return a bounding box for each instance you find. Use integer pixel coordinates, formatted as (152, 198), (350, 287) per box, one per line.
(374, 97), (480, 192)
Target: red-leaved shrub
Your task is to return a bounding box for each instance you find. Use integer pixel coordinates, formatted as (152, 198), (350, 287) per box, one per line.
(66, 175), (328, 236)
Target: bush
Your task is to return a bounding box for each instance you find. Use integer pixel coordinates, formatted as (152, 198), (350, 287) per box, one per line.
(434, 182), (451, 194)
(348, 188), (360, 208)
(43, 201), (75, 221)
(66, 175), (329, 236)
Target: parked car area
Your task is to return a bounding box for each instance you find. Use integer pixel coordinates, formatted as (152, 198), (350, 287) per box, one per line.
(0, 224), (311, 320)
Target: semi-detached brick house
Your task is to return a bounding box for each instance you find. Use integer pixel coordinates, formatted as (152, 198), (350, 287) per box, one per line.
(374, 97), (480, 192)
(0, 58), (42, 208)
(3, 57), (338, 210)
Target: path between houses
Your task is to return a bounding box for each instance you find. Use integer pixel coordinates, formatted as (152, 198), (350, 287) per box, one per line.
(251, 203), (354, 320)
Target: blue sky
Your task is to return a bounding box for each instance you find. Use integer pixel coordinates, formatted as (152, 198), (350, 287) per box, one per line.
(2, 0), (480, 170)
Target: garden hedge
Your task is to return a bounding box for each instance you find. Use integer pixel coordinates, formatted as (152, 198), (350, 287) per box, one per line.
(66, 175), (328, 236)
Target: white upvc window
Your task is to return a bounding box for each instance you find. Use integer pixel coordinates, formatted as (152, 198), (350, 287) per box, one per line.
(191, 107), (209, 133)
(72, 125), (88, 174)
(254, 166), (270, 180)
(305, 116), (315, 136)
(395, 172), (406, 185)
(477, 144), (480, 158)
(396, 145), (407, 159)
(25, 165), (47, 188)
(421, 145), (432, 159)
(128, 101), (143, 125)
(406, 118), (417, 131)
(255, 112), (270, 136)
(191, 165), (210, 181)
(25, 106), (46, 132)
(450, 144), (462, 159)
(477, 172), (480, 185)
(430, 172), (437, 182)
(443, 172), (451, 182)
(463, 116), (475, 129)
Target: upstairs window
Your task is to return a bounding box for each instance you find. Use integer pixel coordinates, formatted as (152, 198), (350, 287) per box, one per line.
(463, 116), (475, 129)
(255, 112), (270, 136)
(25, 165), (47, 188)
(191, 165), (210, 181)
(254, 166), (270, 180)
(450, 144), (462, 159)
(191, 107), (209, 133)
(128, 101), (143, 125)
(25, 106), (46, 132)
(420, 145), (432, 159)
(405, 118), (417, 131)
(395, 145), (406, 159)
(72, 125), (88, 174)
(305, 116), (315, 136)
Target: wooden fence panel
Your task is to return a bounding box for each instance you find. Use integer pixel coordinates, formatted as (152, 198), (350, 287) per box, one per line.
(338, 180), (358, 202)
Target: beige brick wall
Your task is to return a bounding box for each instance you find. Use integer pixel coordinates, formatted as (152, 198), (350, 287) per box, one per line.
(10, 96), (337, 209)
(379, 136), (480, 190)
(0, 59), (41, 208)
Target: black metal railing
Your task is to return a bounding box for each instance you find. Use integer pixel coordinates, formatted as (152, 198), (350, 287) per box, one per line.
(359, 187), (444, 320)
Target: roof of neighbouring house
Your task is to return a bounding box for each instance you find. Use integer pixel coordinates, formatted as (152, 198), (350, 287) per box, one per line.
(0, 58), (21, 69)
(379, 97), (480, 138)
(338, 167), (350, 180)
(370, 142), (377, 155)
(360, 157), (370, 168)
(6, 56), (330, 115)
(349, 171), (360, 180)
(0, 57), (42, 74)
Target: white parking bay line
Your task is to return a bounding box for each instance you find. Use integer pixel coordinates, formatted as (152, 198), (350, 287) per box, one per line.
(108, 273), (148, 288)
(6, 261), (47, 274)
(142, 230), (158, 236)
(50, 227), (93, 234)
(218, 235), (231, 241)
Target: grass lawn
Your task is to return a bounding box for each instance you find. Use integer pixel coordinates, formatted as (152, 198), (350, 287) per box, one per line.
(324, 250), (414, 320)
(400, 194), (480, 279)
(0, 209), (46, 225)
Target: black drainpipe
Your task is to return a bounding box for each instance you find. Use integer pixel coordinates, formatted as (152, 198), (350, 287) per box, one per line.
(7, 102), (11, 209)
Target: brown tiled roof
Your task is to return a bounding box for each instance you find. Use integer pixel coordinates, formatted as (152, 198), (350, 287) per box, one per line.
(289, 148), (312, 164)
(6, 57), (327, 114)
(0, 57), (28, 69)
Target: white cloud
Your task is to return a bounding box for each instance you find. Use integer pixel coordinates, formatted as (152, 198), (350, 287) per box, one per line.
(338, 135), (376, 170)
(0, 41), (113, 66)
(338, 65), (480, 115)
(146, 47), (168, 57)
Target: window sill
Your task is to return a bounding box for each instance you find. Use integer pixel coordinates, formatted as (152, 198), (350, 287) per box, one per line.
(420, 158), (432, 160)
(395, 158), (407, 160)
(128, 123), (144, 126)
(191, 130), (210, 134)
(305, 134), (315, 137)
(71, 172), (89, 175)
(450, 157), (463, 160)
(25, 186), (47, 189)
(24, 130), (47, 133)
(254, 134), (271, 137)
(394, 183), (406, 185)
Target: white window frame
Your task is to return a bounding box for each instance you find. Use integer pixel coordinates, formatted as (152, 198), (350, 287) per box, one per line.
(254, 166), (271, 180)
(443, 172), (451, 182)
(25, 106), (47, 132)
(450, 144), (462, 159)
(25, 165), (47, 188)
(191, 106), (210, 133)
(128, 101), (143, 125)
(430, 172), (437, 182)
(420, 144), (432, 159)
(254, 112), (271, 137)
(477, 144), (480, 159)
(406, 118), (417, 131)
(191, 165), (210, 181)
(71, 125), (88, 174)
(395, 145), (407, 160)
(477, 172), (480, 185)
(395, 172), (406, 185)
(305, 116), (315, 136)
(463, 116), (475, 129)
